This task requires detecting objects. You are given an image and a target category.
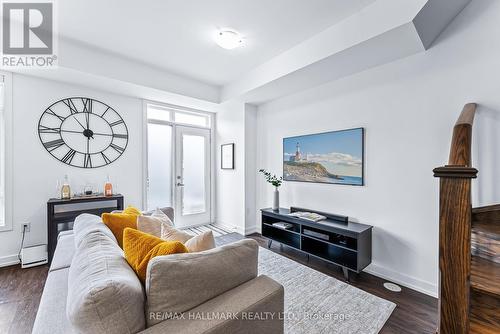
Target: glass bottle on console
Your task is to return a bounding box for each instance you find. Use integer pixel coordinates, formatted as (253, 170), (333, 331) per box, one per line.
(61, 175), (71, 200)
(104, 175), (113, 197)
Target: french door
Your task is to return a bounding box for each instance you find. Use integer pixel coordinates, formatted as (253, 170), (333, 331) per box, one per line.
(147, 124), (211, 228)
(174, 126), (211, 227)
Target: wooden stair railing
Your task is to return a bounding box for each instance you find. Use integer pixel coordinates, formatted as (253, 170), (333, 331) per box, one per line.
(434, 104), (500, 333)
(434, 103), (478, 334)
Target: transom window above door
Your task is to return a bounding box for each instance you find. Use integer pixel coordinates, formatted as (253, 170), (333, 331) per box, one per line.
(146, 103), (211, 128)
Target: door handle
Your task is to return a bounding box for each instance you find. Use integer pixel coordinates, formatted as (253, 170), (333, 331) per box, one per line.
(177, 182), (185, 187)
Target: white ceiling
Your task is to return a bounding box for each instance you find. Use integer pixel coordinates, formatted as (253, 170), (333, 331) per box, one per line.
(59, 0), (376, 86)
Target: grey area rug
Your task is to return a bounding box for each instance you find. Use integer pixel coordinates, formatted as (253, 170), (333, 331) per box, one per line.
(258, 247), (396, 334)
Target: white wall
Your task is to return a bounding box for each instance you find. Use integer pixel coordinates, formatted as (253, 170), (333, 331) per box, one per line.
(255, 0), (500, 297)
(244, 104), (258, 235)
(215, 102), (259, 235)
(215, 101), (246, 234)
(0, 74), (144, 266)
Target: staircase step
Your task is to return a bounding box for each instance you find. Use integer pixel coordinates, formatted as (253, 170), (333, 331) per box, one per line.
(473, 204), (500, 224)
(472, 220), (500, 237)
(470, 290), (500, 333)
(472, 221), (500, 263)
(470, 319), (500, 334)
(471, 256), (500, 297)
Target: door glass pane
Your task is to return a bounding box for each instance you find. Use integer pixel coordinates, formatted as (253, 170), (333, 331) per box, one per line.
(147, 123), (172, 210)
(182, 134), (206, 215)
(175, 112), (208, 127)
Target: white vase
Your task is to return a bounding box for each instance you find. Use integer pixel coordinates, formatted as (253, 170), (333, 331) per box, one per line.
(272, 187), (279, 211)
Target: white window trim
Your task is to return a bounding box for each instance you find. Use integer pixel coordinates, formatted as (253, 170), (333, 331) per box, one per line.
(144, 100), (212, 129)
(141, 100), (215, 223)
(0, 72), (13, 232)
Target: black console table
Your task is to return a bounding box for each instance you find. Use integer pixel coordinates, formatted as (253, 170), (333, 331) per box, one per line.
(261, 207), (372, 281)
(47, 194), (124, 263)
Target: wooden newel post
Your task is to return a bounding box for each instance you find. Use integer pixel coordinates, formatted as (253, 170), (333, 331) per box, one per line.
(433, 103), (477, 334)
(434, 166), (478, 334)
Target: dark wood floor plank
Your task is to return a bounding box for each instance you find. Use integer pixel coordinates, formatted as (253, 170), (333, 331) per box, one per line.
(0, 264), (48, 334)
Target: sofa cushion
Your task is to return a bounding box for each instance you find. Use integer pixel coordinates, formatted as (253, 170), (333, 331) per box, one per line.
(67, 230), (145, 334)
(73, 213), (117, 248)
(32, 268), (74, 334)
(137, 209), (174, 236)
(184, 231), (216, 253)
(50, 233), (76, 272)
(123, 228), (188, 283)
(143, 207), (174, 223)
(145, 239), (259, 327)
(102, 212), (138, 248)
(161, 225), (193, 243)
(123, 205), (142, 216)
(142, 275), (284, 334)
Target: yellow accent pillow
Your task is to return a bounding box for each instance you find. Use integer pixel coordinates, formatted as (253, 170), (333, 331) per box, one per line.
(123, 206), (142, 216)
(123, 228), (188, 283)
(102, 213), (138, 248)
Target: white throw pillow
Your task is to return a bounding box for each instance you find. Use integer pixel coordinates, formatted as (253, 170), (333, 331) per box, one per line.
(137, 209), (175, 238)
(184, 231), (216, 253)
(161, 225), (193, 243)
(151, 208), (174, 227)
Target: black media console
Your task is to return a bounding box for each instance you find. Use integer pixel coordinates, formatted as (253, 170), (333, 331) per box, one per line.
(261, 207), (372, 281)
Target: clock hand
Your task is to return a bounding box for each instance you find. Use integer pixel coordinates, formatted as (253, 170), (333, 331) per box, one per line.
(60, 129), (84, 135)
(91, 132), (114, 137)
(74, 117), (87, 131)
(85, 111), (90, 129)
(61, 129), (106, 138)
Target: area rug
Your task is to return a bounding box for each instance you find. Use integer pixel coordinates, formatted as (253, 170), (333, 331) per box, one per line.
(258, 247), (396, 334)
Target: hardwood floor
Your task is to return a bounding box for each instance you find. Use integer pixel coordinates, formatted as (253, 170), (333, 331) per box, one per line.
(0, 232), (437, 334)
(0, 264), (48, 334)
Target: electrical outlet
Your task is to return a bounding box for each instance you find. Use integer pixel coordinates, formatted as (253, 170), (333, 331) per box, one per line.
(21, 223), (30, 233)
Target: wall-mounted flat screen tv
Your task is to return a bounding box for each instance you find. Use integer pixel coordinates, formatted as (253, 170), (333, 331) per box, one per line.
(283, 128), (364, 186)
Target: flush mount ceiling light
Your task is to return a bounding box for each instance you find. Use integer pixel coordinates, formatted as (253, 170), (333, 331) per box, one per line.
(214, 29), (244, 50)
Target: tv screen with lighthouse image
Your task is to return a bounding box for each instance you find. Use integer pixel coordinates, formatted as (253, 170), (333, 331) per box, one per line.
(283, 128), (364, 186)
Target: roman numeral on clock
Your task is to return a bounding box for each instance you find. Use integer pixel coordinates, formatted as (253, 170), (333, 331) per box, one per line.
(82, 98), (92, 113)
(101, 107), (110, 118)
(112, 133), (128, 139)
(43, 139), (65, 152)
(101, 152), (111, 164)
(84, 154), (92, 168)
(63, 99), (79, 114)
(110, 143), (125, 153)
(46, 108), (66, 121)
(38, 125), (61, 134)
(61, 149), (76, 164)
(109, 120), (124, 127)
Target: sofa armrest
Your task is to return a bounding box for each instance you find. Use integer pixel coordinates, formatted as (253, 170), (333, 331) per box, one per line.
(145, 239), (258, 327)
(143, 275), (284, 334)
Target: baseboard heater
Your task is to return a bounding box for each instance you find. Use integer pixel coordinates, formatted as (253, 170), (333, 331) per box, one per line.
(21, 244), (48, 268)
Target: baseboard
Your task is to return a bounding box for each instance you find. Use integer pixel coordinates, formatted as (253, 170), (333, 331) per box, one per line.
(364, 263), (438, 298)
(244, 226), (258, 236)
(0, 254), (20, 268)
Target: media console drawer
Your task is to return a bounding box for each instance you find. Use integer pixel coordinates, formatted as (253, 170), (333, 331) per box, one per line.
(261, 207), (372, 281)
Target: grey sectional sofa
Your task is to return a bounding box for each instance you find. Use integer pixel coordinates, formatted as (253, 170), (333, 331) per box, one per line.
(32, 212), (284, 334)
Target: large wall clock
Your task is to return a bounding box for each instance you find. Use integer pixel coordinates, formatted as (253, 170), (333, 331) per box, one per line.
(38, 97), (129, 168)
